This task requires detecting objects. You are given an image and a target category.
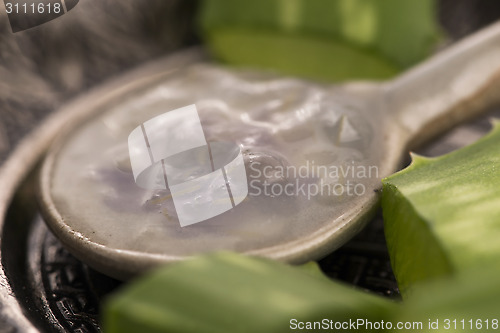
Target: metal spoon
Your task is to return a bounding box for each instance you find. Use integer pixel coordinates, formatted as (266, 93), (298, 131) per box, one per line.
(38, 21), (500, 280)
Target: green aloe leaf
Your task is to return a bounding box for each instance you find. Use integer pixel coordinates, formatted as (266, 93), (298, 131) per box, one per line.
(396, 265), (500, 332)
(103, 252), (396, 333)
(203, 28), (399, 82)
(198, 0), (441, 81)
(382, 120), (500, 297)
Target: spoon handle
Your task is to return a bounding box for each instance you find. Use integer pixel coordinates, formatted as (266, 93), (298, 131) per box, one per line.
(385, 21), (500, 149)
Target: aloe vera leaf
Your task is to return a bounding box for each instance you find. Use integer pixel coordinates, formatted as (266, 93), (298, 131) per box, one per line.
(382, 120), (500, 297)
(199, 0), (441, 79)
(204, 27), (398, 82)
(396, 264), (500, 333)
(103, 252), (396, 333)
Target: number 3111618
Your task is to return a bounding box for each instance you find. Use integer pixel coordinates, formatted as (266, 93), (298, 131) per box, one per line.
(5, 2), (62, 14)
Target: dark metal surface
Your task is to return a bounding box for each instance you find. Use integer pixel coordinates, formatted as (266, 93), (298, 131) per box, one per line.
(5, 171), (120, 332)
(319, 213), (400, 300)
(37, 220), (118, 332)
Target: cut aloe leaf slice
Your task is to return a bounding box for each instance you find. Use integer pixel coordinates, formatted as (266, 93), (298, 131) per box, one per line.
(396, 265), (500, 332)
(199, 0), (441, 80)
(382, 120), (500, 297)
(204, 27), (399, 82)
(103, 252), (395, 333)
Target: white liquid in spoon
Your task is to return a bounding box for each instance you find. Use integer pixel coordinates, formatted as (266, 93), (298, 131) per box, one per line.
(49, 64), (381, 256)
